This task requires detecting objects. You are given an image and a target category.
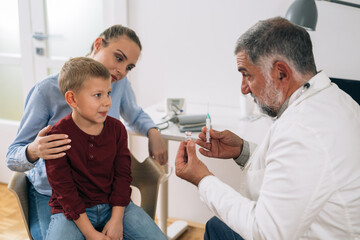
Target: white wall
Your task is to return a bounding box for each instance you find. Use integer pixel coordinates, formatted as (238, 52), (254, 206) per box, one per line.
(127, 0), (360, 224)
(0, 120), (19, 183)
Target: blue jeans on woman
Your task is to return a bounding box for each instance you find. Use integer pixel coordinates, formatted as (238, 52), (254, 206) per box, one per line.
(204, 216), (244, 240)
(28, 183), (167, 240)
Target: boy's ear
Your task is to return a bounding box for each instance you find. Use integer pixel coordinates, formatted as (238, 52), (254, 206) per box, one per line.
(64, 91), (77, 108)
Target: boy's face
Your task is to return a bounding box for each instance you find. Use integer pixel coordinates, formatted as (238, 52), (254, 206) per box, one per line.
(72, 77), (112, 126)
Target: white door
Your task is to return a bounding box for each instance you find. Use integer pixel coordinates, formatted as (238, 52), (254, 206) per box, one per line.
(0, 0), (128, 183)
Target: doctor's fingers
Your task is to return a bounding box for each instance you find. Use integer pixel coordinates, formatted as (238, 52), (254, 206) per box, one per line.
(175, 141), (187, 160)
(200, 127), (221, 139)
(185, 141), (198, 162)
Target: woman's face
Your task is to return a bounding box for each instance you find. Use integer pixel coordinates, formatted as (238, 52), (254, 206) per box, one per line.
(91, 36), (141, 82)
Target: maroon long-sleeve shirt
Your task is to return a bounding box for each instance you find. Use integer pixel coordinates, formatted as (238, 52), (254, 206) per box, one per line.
(45, 113), (132, 220)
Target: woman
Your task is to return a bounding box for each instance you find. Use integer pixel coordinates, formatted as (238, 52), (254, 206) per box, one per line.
(6, 25), (168, 240)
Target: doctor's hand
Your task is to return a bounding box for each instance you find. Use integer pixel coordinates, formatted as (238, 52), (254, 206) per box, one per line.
(27, 125), (71, 163)
(196, 127), (243, 159)
(175, 140), (213, 186)
(148, 128), (168, 165)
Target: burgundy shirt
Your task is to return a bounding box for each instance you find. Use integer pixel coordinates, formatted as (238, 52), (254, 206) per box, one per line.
(45, 113), (132, 220)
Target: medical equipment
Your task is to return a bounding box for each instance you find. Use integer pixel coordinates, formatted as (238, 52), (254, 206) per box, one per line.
(206, 113), (211, 143)
(185, 131), (192, 141)
(166, 98), (186, 115)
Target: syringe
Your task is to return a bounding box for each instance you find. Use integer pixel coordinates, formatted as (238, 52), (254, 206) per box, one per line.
(206, 113), (211, 143)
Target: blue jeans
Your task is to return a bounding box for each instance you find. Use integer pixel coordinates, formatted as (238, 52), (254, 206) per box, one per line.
(204, 216), (244, 240)
(29, 183), (52, 240)
(29, 183), (167, 240)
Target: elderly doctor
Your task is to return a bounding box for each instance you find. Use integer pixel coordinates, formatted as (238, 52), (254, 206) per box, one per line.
(175, 17), (360, 240)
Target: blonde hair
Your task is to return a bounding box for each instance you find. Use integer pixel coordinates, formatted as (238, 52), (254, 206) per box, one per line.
(58, 57), (110, 96)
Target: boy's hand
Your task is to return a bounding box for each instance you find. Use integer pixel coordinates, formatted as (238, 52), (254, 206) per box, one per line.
(102, 206), (124, 240)
(102, 217), (123, 240)
(74, 213), (111, 240)
(86, 231), (111, 240)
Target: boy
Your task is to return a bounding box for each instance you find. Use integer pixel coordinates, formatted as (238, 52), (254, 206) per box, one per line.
(45, 57), (134, 239)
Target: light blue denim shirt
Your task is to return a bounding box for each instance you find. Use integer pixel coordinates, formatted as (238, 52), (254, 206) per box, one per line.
(6, 73), (156, 196)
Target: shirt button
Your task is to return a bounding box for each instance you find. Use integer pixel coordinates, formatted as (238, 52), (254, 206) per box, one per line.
(89, 144), (93, 147)
(90, 155), (94, 159)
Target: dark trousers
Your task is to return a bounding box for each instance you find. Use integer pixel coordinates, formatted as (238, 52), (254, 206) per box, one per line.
(204, 216), (245, 240)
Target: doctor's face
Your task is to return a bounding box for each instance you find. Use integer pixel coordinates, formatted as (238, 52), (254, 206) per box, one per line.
(236, 51), (284, 117)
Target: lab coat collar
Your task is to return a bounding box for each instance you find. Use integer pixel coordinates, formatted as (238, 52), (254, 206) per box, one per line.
(277, 71), (331, 119)
(293, 71), (331, 105)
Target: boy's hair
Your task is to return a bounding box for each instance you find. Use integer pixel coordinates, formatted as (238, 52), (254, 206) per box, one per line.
(58, 57), (110, 96)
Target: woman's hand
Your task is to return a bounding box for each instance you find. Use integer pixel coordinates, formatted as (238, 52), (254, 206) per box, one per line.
(26, 125), (71, 162)
(148, 128), (168, 165)
(196, 127), (243, 159)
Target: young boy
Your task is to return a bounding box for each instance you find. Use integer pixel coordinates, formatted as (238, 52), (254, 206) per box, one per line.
(44, 57), (140, 240)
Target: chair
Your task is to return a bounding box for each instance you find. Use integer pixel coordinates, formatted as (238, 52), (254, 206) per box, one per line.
(130, 154), (165, 219)
(7, 171), (32, 240)
(7, 154), (164, 239)
(330, 77), (360, 105)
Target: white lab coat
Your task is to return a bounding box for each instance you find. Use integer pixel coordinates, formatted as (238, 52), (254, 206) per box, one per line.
(199, 72), (360, 240)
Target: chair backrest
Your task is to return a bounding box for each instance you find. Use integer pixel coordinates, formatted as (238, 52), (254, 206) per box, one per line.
(130, 154), (165, 219)
(330, 77), (360, 105)
(7, 171), (33, 240)
(7, 155), (163, 239)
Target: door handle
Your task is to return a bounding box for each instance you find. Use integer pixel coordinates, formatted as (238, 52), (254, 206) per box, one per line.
(32, 32), (48, 41)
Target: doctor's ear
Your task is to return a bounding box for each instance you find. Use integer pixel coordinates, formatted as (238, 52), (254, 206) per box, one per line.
(274, 61), (291, 82)
(64, 91), (77, 108)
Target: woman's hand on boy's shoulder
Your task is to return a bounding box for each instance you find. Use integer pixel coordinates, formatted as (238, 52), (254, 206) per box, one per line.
(27, 125), (71, 162)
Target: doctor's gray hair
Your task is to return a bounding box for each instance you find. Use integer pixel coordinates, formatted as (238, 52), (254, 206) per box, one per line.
(234, 17), (317, 76)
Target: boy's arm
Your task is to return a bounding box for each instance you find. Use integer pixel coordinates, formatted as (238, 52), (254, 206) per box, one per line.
(109, 123), (132, 206)
(45, 154), (86, 220)
(75, 213), (111, 240)
(102, 206), (125, 239)
(45, 127), (86, 220)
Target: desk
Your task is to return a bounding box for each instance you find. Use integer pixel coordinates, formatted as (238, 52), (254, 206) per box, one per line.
(129, 101), (273, 239)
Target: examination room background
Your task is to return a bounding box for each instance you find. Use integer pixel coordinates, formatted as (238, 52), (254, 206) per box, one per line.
(1, 0), (359, 225)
